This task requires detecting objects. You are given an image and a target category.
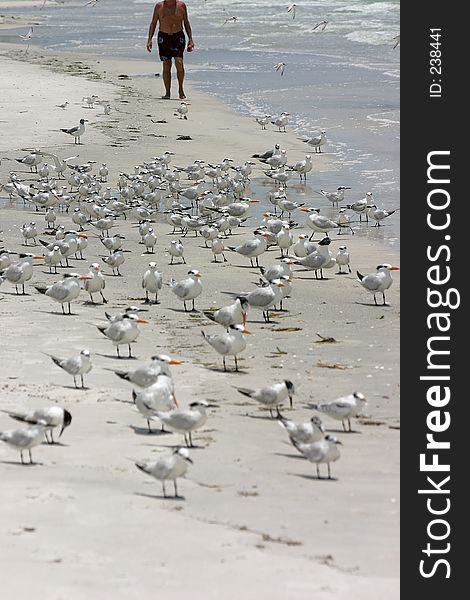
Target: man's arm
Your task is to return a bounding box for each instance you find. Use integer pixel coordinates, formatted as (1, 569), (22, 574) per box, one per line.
(146, 3), (160, 53)
(182, 3), (193, 45)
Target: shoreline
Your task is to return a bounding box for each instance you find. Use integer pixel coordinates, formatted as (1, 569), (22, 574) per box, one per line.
(1, 36), (399, 600)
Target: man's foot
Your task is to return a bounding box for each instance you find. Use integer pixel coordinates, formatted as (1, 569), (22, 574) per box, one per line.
(179, 92), (186, 99)
(161, 94), (171, 100)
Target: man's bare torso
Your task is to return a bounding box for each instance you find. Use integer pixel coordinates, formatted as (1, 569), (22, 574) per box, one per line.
(157, 0), (186, 34)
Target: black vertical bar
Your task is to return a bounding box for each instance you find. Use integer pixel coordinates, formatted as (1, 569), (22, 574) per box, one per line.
(401, 5), (464, 596)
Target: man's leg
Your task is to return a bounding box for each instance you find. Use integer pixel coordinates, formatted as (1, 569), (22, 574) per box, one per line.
(162, 59), (172, 99)
(175, 57), (186, 99)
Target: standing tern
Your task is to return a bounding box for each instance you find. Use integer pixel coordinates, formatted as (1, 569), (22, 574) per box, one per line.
(35, 272), (92, 315)
(309, 392), (367, 432)
(47, 349), (92, 389)
(169, 269), (202, 312)
(300, 208), (338, 240)
(20, 222), (38, 246)
(336, 246), (351, 274)
(135, 447), (193, 498)
(132, 377), (178, 433)
(319, 186), (351, 207)
(168, 240), (186, 264)
(0, 423), (47, 464)
(15, 151), (43, 173)
(299, 130), (327, 153)
(255, 115), (272, 130)
(271, 112), (290, 133)
(84, 263), (107, 304)
(238, 279), (285, 323)
(367, 205), (397, 226)
(103, 249), (128, 276)
(142, 262), (163, 303)
(113, 354), (182, 388)
(155, 400), (216, 448)
(278, 415), (324, 444)
(0, 253), (43, 295)
(61, 119), (88, 145)
(3, 406), (72, 443)
(203, 296), (248, 329)
(228, 230), (273, 268)
(347, 192), (372, 222)
(97, 313), (149, 358)
(291, 435), (341, 479)
(236, 380), (295, 417)
(357, 264), (399, 305)
(201, 324), (251, 372)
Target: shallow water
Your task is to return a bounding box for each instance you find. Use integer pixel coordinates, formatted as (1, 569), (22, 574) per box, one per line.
(1, 0), (400, 246)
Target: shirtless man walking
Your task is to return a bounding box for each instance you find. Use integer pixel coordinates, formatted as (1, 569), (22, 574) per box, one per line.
(146, 0), (194, 100)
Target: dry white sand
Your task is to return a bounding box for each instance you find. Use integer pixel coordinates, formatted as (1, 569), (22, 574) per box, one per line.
(0, 42), (399, 599)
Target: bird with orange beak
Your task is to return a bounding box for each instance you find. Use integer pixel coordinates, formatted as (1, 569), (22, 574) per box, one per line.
(356, 264), (400, 305)
(201, 324), (251, 372)
(97, 313), (149, 358)
(35, 272), (93, 315)
(228, 229), (273, 268)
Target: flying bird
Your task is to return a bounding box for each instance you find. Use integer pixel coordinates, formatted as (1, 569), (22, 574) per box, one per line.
(286, 4), (296, 19)
(223, 16), (238, 25)
(392, 35), (400, 49)
(274, 62), (286, 76)
(312, 20), (329, 32)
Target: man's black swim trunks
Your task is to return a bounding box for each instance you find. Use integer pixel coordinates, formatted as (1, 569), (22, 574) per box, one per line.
(157, 31), (185, 61)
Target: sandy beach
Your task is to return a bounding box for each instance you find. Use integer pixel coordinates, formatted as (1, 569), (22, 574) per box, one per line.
(1, 16), (399, 600)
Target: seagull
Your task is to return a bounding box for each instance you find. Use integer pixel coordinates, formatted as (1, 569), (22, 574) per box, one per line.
(286, 4), (297, 19)
(236, 279), (285, 323)
(2, 406), (72, 444)
(290, 237), (333, 279)
(291, 435), (342, 479)
(236, 380), (295, 417)
(291, 154), (313, 182)
(102, 249), (127, 276)
(203, 296), (248, 329)
(392, 34), (400, 49)
(56, 101), (69, 109)
(142, 262), (163, 303)
(20, 222), (38, 246)
(101, 234), (125, 254)
(61, 119), (88, 144)
(169, 269), (202, 311)
(312, 20), (329, 32)
(274, 62), (286, 76)
(15, 151), (43, 173)
(84, 263), (107, 304)
(113, 354), (182, 388)
(96, 313), (149, 358)
(82, 94), (99, 108)
(336, 246), (351, 274)
(223, 16), (238, 25)
(35, 272), (92, 315)
(357, 264), (399, 305)
(292, 234), (317, 258)
(0, 423), (47, 464)
(278, 415), (324, 444)
(154, 400), (216, 447)
(135, 447), (193, 498)
(309, 392), (367, 432)
(252, 143), (281, 160)
(46, 349), (92, 388)
(201, 324), (251, 372)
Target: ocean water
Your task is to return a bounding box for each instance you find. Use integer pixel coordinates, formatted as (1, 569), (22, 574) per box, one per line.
(2, 0), (400, 247)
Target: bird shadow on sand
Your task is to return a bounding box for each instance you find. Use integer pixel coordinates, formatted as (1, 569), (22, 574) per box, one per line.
(134, 492), (185, 502)
(326, 428), (362, 435)
(0, 291), (31, 296)
(0, 460), (43, 467)
(244, 413), (278, 421)
(95, 353), (138, 360)
(290, 472), (339, 482)
(203, 365), (248, 375)
(273, 452), (306, 460)
(129, 425), (171, 436)
(355, 301), (391, 307)
(83, 301), (107, 307)
(60, 384), (89, 391)
(168, 308), (199, 314)
(42, 441), (69, 447)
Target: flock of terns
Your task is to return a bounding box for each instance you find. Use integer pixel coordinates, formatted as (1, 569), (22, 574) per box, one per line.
(0, 128), (398, 496)
(2, 3), (399, 496)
